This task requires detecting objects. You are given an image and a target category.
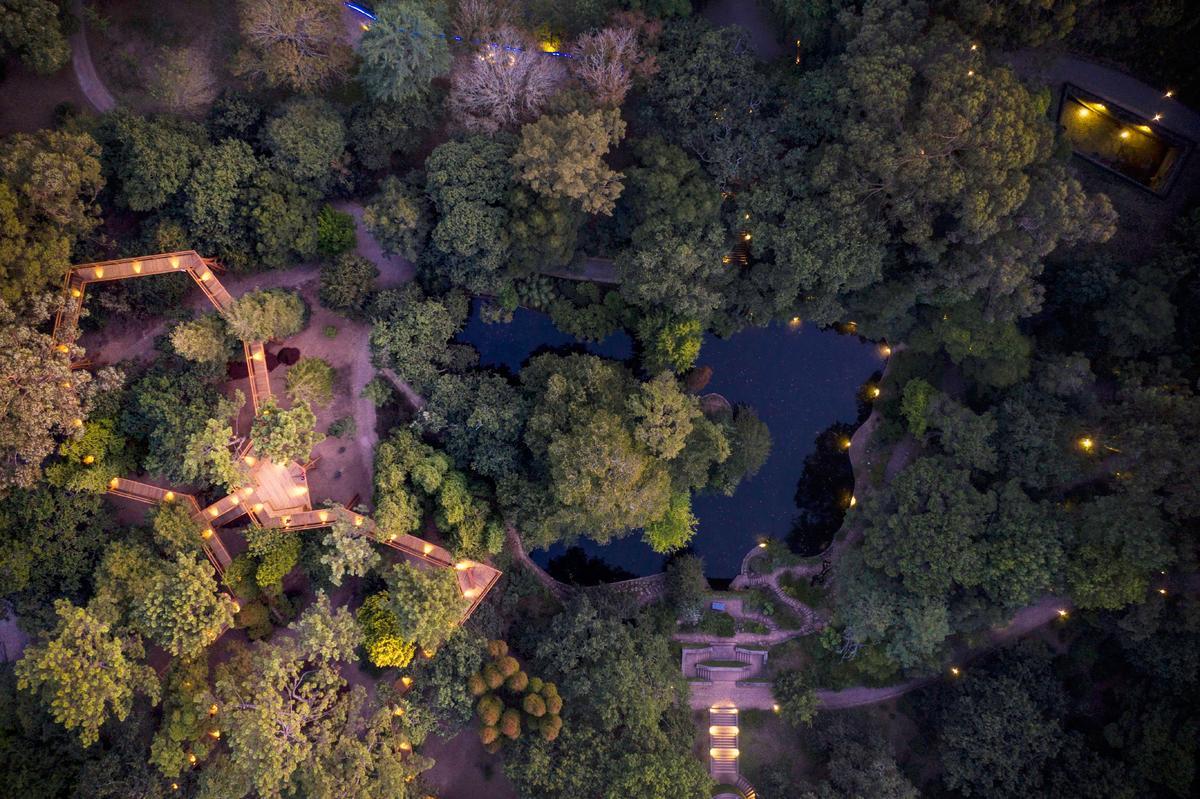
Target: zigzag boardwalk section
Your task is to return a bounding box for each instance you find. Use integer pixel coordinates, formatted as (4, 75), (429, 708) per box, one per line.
(64, 251), (500, 622)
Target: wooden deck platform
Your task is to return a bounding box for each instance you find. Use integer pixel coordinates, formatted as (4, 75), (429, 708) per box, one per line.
(70, 251), (501, 623)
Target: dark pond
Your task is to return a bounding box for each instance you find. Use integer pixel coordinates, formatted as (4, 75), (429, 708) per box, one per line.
(456, 301), (881, 578)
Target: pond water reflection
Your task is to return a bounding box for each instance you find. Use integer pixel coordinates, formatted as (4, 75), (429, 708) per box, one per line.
(456, 302), (881, 578)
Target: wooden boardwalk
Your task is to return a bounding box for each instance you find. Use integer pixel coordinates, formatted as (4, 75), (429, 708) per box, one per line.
(63, 251), (501, 623)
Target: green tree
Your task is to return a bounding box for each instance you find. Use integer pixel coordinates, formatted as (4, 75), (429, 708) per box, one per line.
(170, 313), (234, 364)
(286, 356), (336, 407)
(358, 1), (452, 103)
(423, 136), (515, 293)
(316, 204), (356, 257)
(182, 392), (248, 492)
(708, 405), (771, 495)
(628, 373), (700, 460)
(15, 600), (160, 746)
(938, 671), (1064, 797)
(349, 95), (439, 171)
(251, 398), (323, 466)
(0, 299), (85, 490)
(224, 289), (307, 341)
(369, 284), (470, 392)
(135, 553), (238, 659)
(383, 561), (466, 656)
(246, 527), (302, 591)
(319, 253), (379, 319)
(665, 554), (708, 625)
(101, 112), (205, 212)
(636, 314), (703, 374)
(773, 670), (818, 727)
(643, 492), (698, 553)
(151, 501), (205, 556)
(321, 517), (381, 587)
(204, 596), (364, 797)
(234, 0), (353, 91)
(182, 138), (260, 262)
(263, 96), (347, 192)
(511, 109), (626, 215)
(1065, 493), (1173, 610)
(0, 0), (70, 74)
(617, 221), (729, 320)
(356, 591), (416, 668)
(415, 372), (530, 481)
(0, 130), (103, 299)
(363, 175), (431, 262)
(899, 378), (936, 437)
(124, 363), (224, 483)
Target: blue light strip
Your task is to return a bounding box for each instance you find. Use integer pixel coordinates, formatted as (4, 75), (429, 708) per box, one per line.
(343, 2), (574, 58)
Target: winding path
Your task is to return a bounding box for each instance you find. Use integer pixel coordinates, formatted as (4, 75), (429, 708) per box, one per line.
(70, 0), (116, 112)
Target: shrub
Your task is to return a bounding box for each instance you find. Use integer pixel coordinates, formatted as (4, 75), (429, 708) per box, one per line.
(328, 416), (357, 438)
(316, 204), (356, 257)
(497, 655), (520, 677)
(477, 694), (503, 726)
(322, 324), (339, 339)
(319, 253), (379, 319)
(505, 670), (528, 692)
(499, 708), (522, 739)
(357, 592), (416, 668)
(246, 528), (301, 589)
(523, 693), (546, 717)
(225, 289), (307, 341)
(467, 673), (487, 696)
(170, 313), (233, 363)
(235, 601), (272, 639)
(286, 357), (336, 407)
(479, 724), (499, 745)
(361, 377), (395, 407)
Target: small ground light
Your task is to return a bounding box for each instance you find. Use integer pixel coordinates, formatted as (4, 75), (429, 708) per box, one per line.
(1078, 437), (1095, 452)
(839, 437), (852, 450)
(868, 386), (881, 399)
(949, 666), (960, 676)
(879, 344), (892, 357)
(1158, 588), (1168, 596)
(758, 541), (768, 548)
(1119, 129), (1131, 139)
(1057, 609), (1068, 619)
(772, 704), (780, 713)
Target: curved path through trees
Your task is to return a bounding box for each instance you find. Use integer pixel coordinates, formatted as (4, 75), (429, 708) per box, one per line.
(70, 0), (116, 112)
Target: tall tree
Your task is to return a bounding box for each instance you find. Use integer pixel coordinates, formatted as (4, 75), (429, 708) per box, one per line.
(0, 298), (85, 490)
(15, 600), (160, 746)
(251, 398), (323, 465)
(511, 109), (626, 215)
(358, 1), (452, 104)
(0, 0), (70, 74)
(134, 554), (238, 659)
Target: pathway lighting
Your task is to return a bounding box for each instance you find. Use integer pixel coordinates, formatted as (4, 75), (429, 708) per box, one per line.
(401, 676), (413, 687)
(393, 706), (405, 716)
(849, 495), (857, 508)
(949, 666), (960, 676)
(131, 260), (142, 273)
(839, 437), (852, 450)
(1165, 90), (1174, 98)
(70, 288), (82, 298)
(56, 343), (70, 353)
(188, 753), (197, 765)
(353, 515), (364, 526)
(788, 316), (802, 328)
(82, 455), (95, 464)
(1078, 437), (1095, 452)
(73, 417), (83, 428)
(742, 232), (752, 242)
(171, 784), (179, 791)
(1119, 129), (1131, 139)
(209, 704), (218, 715)
(1153, 113), (1163, 121)
(1057, 609), (1068, 619)
(201, 529), (213, 540)
(317, 510), (329, 522)
(772, 704), (780, 713)
(109, 477), (120, 489)
(1158, 588), (1168, 596)
(209, 506), (220, 518)
(758, 541), (768, 549)
(879, 344), (892, 357)
(243, 455), (256, 465)
(252, 502), (264, 513)
(93, 267), (104, 278)
(423, 543), (434, 554)
(170, 256), (181, 268)
(867, 385), (881, 399)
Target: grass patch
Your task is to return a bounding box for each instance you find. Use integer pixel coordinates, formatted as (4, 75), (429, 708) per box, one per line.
(778, 574), (827, 610)
(682, 610), (736, 637)
(738, 619), (770, 635)
(698, 659), (745, 668)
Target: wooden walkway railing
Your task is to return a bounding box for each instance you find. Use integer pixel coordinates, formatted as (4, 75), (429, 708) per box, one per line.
(69, 251), (500, 623)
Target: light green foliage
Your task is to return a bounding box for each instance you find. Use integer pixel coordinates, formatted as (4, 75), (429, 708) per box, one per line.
(511, 109), (626, 216)
(15, 599), (160, 746)
(45, 416), (132, 494)
(263, 97), (347, 192)
(205, 596), (364, 798)
(316, 204), (357, 257)
(286, 356), (336, 407)
(363, 175), (431, 262)
(319, 253), (379, 319)
(665, 554), (708, 625)
(382, 561), (467, 656)
(358, 1), (452, 103)
(361, 376), (395, 407)
(245, 527), (302, 590)
(637, 314), (703, 375)
(234, 0), (353, 92)
(182, 392), (248, 492)
(356, 591), (416, 668)
(152, 501), (205, 556)
(773, 670), (818, 727)
(149, 658), (220, 777)
(900, 378), (935, 437)
(628, 373), (701, 460)
(0, 0), (71, 73)
(0, 130), (103, 299)
(471, 640), (563, 750)
(369, 284), (471, 392)
(327, 416), (356, 438)
(321, 518), (381, 587)
(642, 492), (698, 553)
(251, 398), (323, 466)
(134, 553), (238, 659)
(224, 288), (307, 342)
(0, 300), (86, 490)
(171, 313), (234, 363)
(374, 427), (501, 556)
